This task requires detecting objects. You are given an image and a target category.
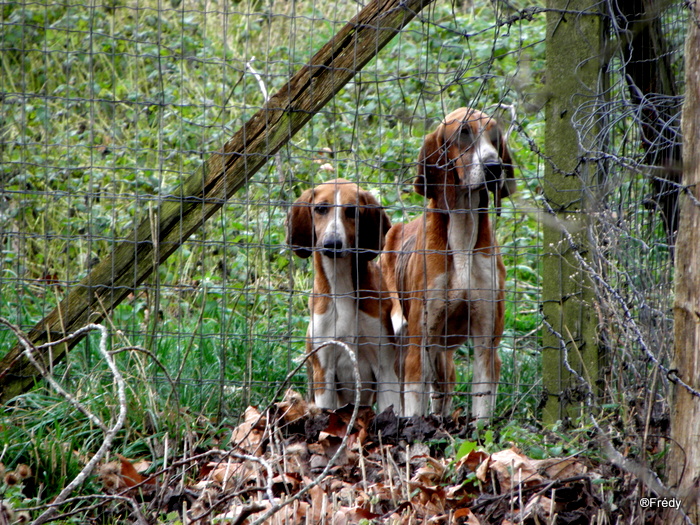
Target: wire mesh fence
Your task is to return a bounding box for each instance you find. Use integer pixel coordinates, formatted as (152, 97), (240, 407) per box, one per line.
(1, 0), (548, 422)
(0, 0), (687, 432)
(572, 1), (686, 429)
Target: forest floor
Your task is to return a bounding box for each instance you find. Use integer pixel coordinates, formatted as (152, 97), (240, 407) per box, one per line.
(87, 389), (674, 525)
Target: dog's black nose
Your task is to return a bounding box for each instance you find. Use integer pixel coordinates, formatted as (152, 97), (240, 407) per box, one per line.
(322, 237), (345, 257)
(484, 162), (502, 191)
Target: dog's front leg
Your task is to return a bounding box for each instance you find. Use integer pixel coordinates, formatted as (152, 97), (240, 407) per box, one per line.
(310, 343), (339, 409)
(376, 342), (401, 413)
(428, 345), (455, 417)
(469, 256), (504, 420)
(402, 340), (432, 417)
(471, 335), (501, 420)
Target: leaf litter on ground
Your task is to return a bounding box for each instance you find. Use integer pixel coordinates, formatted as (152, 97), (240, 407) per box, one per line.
(72, 390), (684, 525)
(87, 389), (655, 524)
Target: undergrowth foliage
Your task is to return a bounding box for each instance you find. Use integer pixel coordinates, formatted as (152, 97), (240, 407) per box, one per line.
(2, 0), (544, 417)
(0, 0), (691, 522)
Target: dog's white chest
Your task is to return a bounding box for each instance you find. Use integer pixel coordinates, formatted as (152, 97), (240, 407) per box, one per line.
(446, 207), (478, 294)
(449, 253), (473, 293)
(311, 295), (384, 345)
(311, 256), (386, 350)
(311, 296), (356, 343)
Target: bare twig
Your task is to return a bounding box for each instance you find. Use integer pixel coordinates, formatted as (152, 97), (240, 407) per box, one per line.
(229, 503), (267, 525)
(0, 319), (109, 432)
(0, 320), (127, 525)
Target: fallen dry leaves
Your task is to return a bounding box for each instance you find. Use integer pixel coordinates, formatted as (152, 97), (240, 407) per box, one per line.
(96, 390), (608, 524)
(98, 454), (155, 493)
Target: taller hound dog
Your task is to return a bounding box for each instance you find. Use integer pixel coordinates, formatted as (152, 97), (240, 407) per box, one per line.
(382, 107), (516, 418)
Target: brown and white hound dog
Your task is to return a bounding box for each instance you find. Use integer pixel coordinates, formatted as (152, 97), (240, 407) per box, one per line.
(287, 178), (401, 412)
(381, 107), (516, 419)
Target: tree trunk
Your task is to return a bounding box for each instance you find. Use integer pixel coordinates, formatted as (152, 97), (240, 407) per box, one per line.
(613, 0), (682, 250)
(542, 0), (602, 423)
(668, 1), (700, 521)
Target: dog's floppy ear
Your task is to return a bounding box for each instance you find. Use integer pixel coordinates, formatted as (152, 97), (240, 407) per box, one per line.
(415, 121), (459, 209)
(286, 188), (315, 258)
(357, 189), (391, 261)
(496, 125), (517, 200)
(489, 123), (517, 213)
(414, 125), (444, 200)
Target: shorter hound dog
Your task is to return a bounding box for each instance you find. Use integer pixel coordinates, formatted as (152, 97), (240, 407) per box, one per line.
(382, 107), (516, 419)
(287, 179), (401, 411)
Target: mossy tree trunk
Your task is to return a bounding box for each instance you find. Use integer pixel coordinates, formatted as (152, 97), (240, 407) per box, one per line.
(542, 0), (603, 423)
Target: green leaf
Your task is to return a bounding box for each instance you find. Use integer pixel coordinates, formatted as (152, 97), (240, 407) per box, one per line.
(455, 440), (478, 461)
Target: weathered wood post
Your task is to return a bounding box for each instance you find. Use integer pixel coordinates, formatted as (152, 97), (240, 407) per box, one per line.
(542, 0), (603, 423)
(668, 1), (700, 521)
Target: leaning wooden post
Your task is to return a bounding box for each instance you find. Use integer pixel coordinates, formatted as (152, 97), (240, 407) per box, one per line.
(542, 0), (603, 423)
(0, 0), (434, 402)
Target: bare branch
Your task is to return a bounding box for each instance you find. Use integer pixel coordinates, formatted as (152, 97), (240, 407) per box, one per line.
(0, 320), (127, 525)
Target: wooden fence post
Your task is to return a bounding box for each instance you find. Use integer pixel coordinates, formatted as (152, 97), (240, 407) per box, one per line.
(668, 2), (700, 521)
(542, 0), (603, 423)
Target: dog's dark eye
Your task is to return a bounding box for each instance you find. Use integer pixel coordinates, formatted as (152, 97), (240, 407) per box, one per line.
(459, 126), (474, 147)
(314, 204), (329, 215)
(489, 127), (502, 149)
(345, 206), (356, 219)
